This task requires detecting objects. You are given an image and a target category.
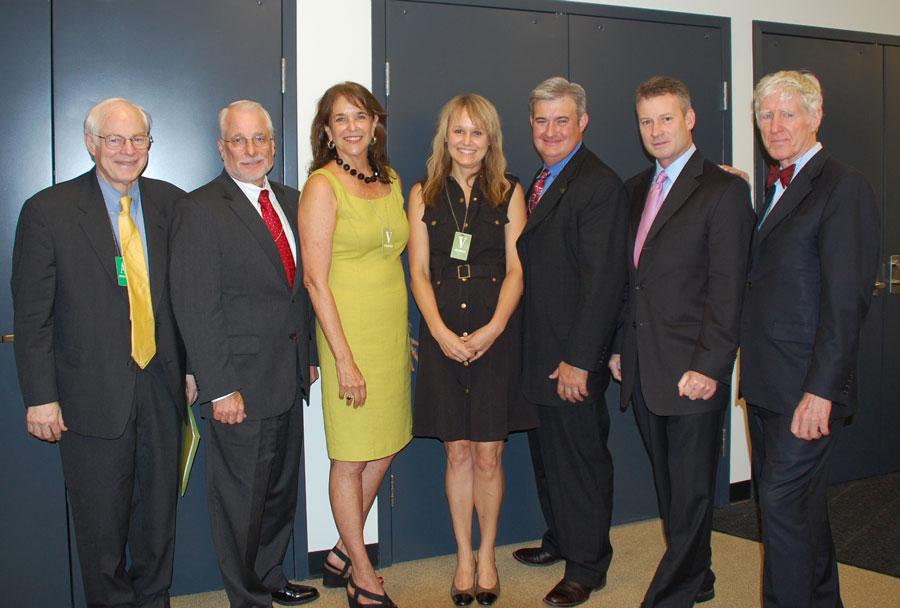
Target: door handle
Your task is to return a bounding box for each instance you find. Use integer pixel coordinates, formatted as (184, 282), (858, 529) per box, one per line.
(1, 334), (13, 343)
(891, 255), (900, 295)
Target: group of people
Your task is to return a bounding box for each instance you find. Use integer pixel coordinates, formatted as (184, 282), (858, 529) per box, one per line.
(11, 68), (879, 608)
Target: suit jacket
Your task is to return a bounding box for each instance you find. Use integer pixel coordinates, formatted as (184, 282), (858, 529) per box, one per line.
(740, 150), (880, 415)
(12, 169), (186, 438)
(517, 145), (629, 407)
(617, 150), (755, 415)
(170, 171), (315, 419)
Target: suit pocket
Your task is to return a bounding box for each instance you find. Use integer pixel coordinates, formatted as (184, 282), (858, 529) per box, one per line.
(228, 334), (260, 355)
(768, 321), (816, 344)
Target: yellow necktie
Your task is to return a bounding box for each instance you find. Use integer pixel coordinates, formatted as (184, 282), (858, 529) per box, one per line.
(119, 195), (156, 368)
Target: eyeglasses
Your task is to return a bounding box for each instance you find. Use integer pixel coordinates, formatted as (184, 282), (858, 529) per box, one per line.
(221, 134), (274, 148)
(95, 134), (153, 150)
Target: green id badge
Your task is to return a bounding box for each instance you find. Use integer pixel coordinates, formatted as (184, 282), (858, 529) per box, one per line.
(450, 231), (472, 261)
(115, 256), (127, 286)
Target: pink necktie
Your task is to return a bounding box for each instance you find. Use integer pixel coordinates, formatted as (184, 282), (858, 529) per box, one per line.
(258, 189), (296, 288)
(633, 171), (668, 268)
(527, 168), (551, 215)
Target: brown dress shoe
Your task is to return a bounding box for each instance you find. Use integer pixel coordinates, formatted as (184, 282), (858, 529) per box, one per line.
(512, 546), (561, 566)
(543, 576), (606, 608)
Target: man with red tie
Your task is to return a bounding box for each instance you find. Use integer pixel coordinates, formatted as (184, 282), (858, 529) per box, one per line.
(514, 77), (629, 607)
(170, 100), (319, 607)
(741, 70), (880, 608)
(609, 76), (754, 607)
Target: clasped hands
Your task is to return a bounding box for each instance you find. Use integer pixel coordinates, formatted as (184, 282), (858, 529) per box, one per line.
(435, 323), (501, 365)
(608, 354), (717, 400)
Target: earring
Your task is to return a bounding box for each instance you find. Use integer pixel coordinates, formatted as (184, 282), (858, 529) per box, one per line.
(327, 140), (335, 150)
(370, 136), (377, 147)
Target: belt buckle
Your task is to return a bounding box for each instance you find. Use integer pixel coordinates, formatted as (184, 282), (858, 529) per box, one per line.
(456, 264), (471, 280)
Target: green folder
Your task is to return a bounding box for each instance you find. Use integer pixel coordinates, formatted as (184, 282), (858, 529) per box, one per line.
(179, 404), (200, 496)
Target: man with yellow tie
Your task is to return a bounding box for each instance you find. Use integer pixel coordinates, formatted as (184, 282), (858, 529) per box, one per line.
(11, 97), (191, 608)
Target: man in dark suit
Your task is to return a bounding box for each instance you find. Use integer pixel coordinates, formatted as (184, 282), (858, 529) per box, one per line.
(609, 76), (755, 607)
(742, 70), (880, 608)
(170, 100), (318, 607)
(512, 77), (628, 608)
(12, 98), (189, 607)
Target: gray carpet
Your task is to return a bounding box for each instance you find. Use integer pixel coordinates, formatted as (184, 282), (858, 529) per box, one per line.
(712, 472), (900, 578)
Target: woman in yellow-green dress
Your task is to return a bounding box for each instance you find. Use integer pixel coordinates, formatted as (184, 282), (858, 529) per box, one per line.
(299, 82), (410, 608)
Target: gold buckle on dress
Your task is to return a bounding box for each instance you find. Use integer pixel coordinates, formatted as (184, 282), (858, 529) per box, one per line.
(456, 264), (471, 280)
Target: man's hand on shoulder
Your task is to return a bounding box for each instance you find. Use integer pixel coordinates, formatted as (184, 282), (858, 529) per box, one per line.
(550, 361), (589, 403)
(791, 392), (832, 441)
(26, 402), (67, 442)
(212, 392), (247, 425)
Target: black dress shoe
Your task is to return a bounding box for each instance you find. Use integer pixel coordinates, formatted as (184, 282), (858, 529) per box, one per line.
(272, 582), (320, 605)
(543, 576), (605, 607)
(512, 546), (561, 566)
(695, 570), (716, 603)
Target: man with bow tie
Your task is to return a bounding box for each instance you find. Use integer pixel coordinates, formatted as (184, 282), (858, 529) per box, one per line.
(741, 70), (880, 608)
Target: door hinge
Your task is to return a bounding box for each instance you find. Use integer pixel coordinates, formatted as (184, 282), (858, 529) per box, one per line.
(721, 428), (728, 458)
(722, 80), (728, 111)
(385, 61), (391, 97)
(281, 58), (287, 95)
(390, 473), (396, 507)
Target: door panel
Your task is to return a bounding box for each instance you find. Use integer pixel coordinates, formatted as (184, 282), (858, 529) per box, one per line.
(570, 13), (729, 518)
(52, 0), (285, 190)
(881, 45), (900, 474)
(0, 3), (72, 607)
(758, 32), (886, 483)
(384, 0), (567, 563)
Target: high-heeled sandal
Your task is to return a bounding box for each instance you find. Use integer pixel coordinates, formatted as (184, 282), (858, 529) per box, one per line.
(323, 546), (352, 588)
(347, 576), (397, 608)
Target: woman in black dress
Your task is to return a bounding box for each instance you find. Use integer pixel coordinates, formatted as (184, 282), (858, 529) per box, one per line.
(407, 94), (535, 606)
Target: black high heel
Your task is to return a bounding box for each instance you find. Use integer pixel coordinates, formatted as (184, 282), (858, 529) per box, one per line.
(323, 546), (352, 588)
(475, 564), (500, 606)
(347, 576), (397, 608)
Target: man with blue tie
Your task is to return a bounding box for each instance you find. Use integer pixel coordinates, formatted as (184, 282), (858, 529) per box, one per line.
(609, 76), (754, 607)
(741, 70), (880, 608)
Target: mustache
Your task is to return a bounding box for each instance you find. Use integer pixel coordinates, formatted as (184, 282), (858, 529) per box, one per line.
(239, 155), (266, 164)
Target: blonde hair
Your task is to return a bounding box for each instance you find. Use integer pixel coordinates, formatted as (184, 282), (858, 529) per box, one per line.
(421, 94), (510, 208)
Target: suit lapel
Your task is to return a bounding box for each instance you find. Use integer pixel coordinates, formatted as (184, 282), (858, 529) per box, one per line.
(220, 171), (291, 288)
(522, 145), (588, 236)
(77, 170), (123, 296)
(644, 150), (702, 244)
(138, 178), (168, 312)
(755, 149), (828, 244)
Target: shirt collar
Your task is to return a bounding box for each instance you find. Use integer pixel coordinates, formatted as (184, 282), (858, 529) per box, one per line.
(654, 144), (695, 184)
(230, 175), (273, 205)
(97, 169), (140, 214)
(543, 142), (582, 178)
(789, 142), (823, 180)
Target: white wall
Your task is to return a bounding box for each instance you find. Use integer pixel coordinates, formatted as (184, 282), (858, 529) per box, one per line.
(298, 0), (900, 549)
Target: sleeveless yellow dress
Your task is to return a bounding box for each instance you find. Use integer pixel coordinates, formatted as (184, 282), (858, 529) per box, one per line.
(311, 168), (412, 461)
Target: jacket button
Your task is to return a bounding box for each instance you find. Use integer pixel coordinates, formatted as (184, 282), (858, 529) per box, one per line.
(635, 284), (643, 291)
(632, 321), (637, 329)
(288, 332), (298, 341)
(747, 281), (753, 289)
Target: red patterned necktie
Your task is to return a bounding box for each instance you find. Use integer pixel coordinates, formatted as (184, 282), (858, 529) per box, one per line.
(258, 189), (296, 288)
(766, 163), (795, 189)
(527, 168), (551, 215)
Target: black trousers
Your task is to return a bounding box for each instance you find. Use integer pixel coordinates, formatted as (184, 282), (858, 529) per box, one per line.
(527, 397), (613, 588)
(632, 380), (723, 608)
(59, 361), (180, 608)
(749, 405), (845, 608)
(206, 396), (303, 608)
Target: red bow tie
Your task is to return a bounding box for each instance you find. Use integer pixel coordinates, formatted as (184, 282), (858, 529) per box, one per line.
(766, 164), (795, 189)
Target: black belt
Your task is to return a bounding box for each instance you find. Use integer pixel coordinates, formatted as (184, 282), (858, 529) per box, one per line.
(436, 263), (503, 281)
